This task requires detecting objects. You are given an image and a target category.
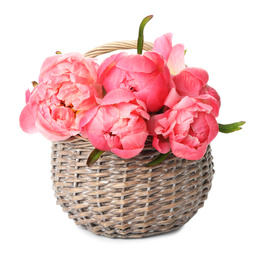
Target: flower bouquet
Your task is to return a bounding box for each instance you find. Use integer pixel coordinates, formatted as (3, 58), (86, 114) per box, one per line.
(19, 15), (245, 238)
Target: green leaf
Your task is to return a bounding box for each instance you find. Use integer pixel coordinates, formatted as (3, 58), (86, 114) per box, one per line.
(87, 148), (105, 166)
(146, 151), (170, 167)
(137, 15), (153, 55)
(218, 121), (246, 133)
(184, 49), (187, 55)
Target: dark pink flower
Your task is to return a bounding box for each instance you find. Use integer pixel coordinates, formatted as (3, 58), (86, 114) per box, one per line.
(173, 67), (209, 97)
(98, 51), (172, 113)
(80, 89), (150, 159)
(148, 95), (219, 160)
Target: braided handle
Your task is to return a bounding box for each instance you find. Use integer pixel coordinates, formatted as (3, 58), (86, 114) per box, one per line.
(83, 40), (153, 58)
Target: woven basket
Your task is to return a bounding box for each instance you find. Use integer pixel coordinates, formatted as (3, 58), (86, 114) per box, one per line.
(51, 41), (215, 238)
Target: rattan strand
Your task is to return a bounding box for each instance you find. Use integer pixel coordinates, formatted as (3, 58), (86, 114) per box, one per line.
(51, 41), (215, 238)
(83, 40), (153, 58)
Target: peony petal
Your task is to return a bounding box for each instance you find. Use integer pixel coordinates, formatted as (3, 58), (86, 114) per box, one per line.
(100, 106), (120, 132)
(181, 134), (200, 147)
(120, 132), (148, 150)
(79, 106), (99, 133)
(19, 103), (38, 134)
(173, 96), (196, 110)
(101, 88), (136, 106)
(197, 94), (220, 117)
(144, 51), (166, 71)
(39, 52), (86, 83)
(184, 67), (209, 85)
(146, 73), (170, 112)
(36, 127), (72, 141)
(81, 105), (120, 141)
(164, 87), (182, 109)
(101, 68), (127, 93)
(147, 114), (163, 136)
(87, 132), (112, 152)
(200, 84), (221, 108)
(25, 89), (31, 103)
(98, 52), (127, 83)
(51, 106), (75, 129)
(39, 55), (59, 83)
(167, 44), (185, 75)
(170, 139), (208, 160)
(173, 67), (209, 97)
(153, 33), (173, 61)
(35, 122), (70, 141)
(35, 111), (77, 141)
(111, 147), (144, 159)
(152, 135), (171, 154)
(116, 54), (156, 73)
(117, 102), (149, 120)
(204, 114), (219, 143)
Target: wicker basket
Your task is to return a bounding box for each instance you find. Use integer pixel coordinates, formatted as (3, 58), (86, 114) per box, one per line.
(51, 41), (215, 238)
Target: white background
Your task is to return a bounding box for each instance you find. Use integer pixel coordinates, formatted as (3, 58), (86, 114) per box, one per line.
(1, 0), (258, 259)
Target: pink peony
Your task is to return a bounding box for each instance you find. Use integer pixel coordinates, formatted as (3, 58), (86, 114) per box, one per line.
(148, 94), (219, 160)
(151, 64), (221, 160)
(200, 84), (221, 110)
(153, 33), (221, 111)
(19, 53), (102, 141)
(153, 33), (185, 75)
(173, 67), (209, 97)
(172, 67), (221, 114)
(80, 89), (150, 159)
(98, 51), (172, 113)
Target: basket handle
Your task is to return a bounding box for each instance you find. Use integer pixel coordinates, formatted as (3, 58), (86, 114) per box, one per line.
(83, 40), (153, 58)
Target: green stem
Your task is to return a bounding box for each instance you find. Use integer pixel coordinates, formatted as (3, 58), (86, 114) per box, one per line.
(137, 15), (153, 54)
(146, 151), (170, 167)
(218, 121), (246, 133)
(87, 148), (105, 166)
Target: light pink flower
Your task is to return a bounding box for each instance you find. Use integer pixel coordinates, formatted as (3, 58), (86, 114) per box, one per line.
(39, 52), (103, 110)
(98, 51), (172, 113)
(19, 53), (102, 141)
(148, 95), (219, 160)
(80, 89), (150, 159)
(153, 33), (185, 75)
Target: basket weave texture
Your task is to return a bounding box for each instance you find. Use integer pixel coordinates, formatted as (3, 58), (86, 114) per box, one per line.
(51, 41), (215, 238)
(51, 137), (214, 238)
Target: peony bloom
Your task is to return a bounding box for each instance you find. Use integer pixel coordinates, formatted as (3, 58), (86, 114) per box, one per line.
(148, 94), (219, 160)
(153, 33), (185, 75)
(172, 67), (221, 113)
(80, 89), (150, 159)
(173, 67), (209, 97)
(153, 33), (221, 111)
(200, 84), (221, 110)
(150, 64), (221, 160)
(98, 51), (172, 113)
(19, 53), (102, 141)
